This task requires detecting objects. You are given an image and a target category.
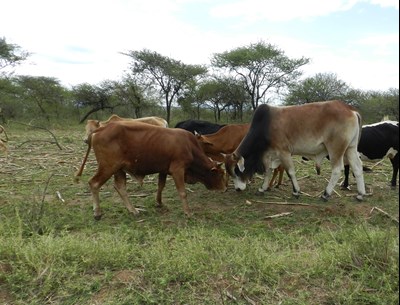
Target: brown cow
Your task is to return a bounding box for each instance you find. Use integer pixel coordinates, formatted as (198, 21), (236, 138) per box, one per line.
(195, 123), (285, 189)
(225, 100), (366, 201)
(84, 114), (168, 143)
(76, 122), (227, 219)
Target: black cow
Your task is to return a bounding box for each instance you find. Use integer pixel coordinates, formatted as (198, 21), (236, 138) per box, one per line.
(342, 120), (399, 188)
(175, 119), (225, 135)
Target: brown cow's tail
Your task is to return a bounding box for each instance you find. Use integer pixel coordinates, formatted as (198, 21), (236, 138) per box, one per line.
(74, 132), (93, 183)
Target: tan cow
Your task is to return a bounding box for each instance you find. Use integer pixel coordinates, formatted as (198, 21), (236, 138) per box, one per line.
(225, 100), (366, 201)
(84, 114), (168, 143)
(76, 122), (227, 219)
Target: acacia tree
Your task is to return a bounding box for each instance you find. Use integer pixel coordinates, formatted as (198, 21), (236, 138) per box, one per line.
(212, 41), (309, 110)
(16, 76), (67, 122)
(123, 49), (207, 123)
(284, 73), (351, 105)
(197, 76), (249, 121)
(73, 80), (121, 123)
(113, 76), (149, 118)
(0, 37), (29, 75)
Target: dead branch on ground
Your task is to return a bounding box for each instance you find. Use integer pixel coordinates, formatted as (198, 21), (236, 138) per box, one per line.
(11, 121), (62, 150)
(369, 207), (399, 224)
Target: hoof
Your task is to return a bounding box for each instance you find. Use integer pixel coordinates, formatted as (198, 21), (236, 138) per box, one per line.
(257, 188), (267, 193)
(94, 214), (102, 221)
(355, 194), (363, 201)
(292, 192), (300, 199)
(321, 191), (330, 202)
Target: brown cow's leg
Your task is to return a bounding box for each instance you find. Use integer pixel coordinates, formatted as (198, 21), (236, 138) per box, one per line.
(171, 169), (191, 217)
(89, 169), (114, 220)
(156, 173), (167, 207)
(114, 170), (140, 216)
(268, 168), (278, 189)
(276, 165), (284, 187)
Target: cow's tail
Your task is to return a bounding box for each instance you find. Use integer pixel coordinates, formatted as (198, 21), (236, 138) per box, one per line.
(355, 111), (362, 145)
(74, 133), (93, 183)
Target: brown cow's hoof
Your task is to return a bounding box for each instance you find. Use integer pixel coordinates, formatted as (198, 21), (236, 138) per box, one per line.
(94, 214), (102, 221)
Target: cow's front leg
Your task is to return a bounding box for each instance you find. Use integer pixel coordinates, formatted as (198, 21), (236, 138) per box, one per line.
(171, 169), (191, 217)
(89, 181), (102, 220)
(156, 173), (167, 208)
(114, 170), (140, 216)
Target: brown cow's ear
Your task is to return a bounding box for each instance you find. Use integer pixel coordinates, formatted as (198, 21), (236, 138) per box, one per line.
(211, 162), (223, 171)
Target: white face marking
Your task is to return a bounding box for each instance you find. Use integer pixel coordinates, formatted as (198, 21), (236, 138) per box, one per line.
(232, 175), (247, 191)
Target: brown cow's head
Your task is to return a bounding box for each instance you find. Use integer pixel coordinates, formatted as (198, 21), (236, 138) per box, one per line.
(205, 162), (228, 191)
(185, 161), (227, 192)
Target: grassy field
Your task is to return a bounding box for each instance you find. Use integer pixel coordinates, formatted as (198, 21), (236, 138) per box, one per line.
(0, 123), (398, 305)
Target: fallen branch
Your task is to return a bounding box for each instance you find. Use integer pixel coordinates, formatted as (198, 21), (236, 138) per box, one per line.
(369, 207), (399, 224)
(11, 121), (62, 150)
(370, 159), (385, 170)
(254, 200), (311, 206)
(264, 212), (293, 219)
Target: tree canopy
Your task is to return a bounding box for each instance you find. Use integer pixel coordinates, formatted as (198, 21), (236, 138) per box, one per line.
(123, 49), (208, 123)
(212, 41), (310, 109)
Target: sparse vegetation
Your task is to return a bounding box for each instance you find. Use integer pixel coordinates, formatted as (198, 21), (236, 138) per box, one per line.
(0, 124), (398, 305)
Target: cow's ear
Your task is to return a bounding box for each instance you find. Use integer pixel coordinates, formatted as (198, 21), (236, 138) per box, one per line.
(211, 162), (224, 171)
(232, 152), (241, 162)
(237, 156), (245, 172)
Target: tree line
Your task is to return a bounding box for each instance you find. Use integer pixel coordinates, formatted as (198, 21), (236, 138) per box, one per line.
(0, 37), (398, 126)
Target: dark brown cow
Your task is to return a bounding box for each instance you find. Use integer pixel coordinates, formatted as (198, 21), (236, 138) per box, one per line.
(84, 114), (168, 143)
(225, 100), (366, 201)
(195, 123), (284, 189)
(76, 122), (227, 219)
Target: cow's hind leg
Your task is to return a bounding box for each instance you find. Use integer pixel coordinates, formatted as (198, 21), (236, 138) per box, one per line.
(346, 147), (366, 200)
(89, 168), (115, 220)
(114, 170), (140, 216)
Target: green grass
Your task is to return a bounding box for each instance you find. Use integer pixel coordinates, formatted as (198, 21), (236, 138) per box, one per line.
(0, 124), (398, 304)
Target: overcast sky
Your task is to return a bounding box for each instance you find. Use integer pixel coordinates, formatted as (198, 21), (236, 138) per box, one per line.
(1, 0), (398, 91)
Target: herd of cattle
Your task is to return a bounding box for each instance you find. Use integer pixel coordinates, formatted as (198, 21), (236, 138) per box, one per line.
(1, 100), (398, 219)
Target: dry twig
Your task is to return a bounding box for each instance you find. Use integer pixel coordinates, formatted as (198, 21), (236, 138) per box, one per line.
(369, 207), (399, 224)
(264, 212), (293, 219)
(254, 200), (311, 206)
